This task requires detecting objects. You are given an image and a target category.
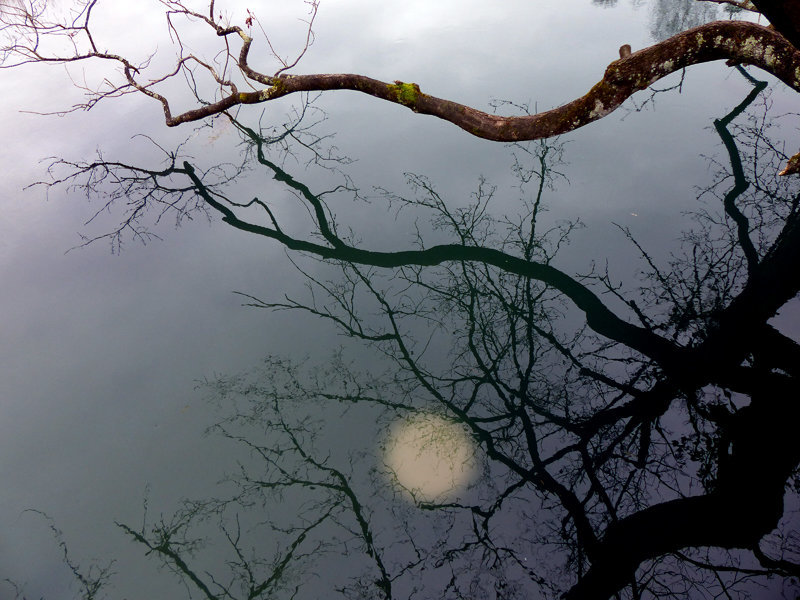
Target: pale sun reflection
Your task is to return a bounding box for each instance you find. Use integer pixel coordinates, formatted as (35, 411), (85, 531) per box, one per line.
(384, 413), (477, 502)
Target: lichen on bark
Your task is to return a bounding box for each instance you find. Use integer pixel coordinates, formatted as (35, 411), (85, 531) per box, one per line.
(387, 81), (422, 107)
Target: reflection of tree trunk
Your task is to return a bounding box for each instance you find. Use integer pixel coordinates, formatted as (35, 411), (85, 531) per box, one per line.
(182, 159), (688, 370)
(25, 48), (800, 599)
(559, 61), (800, 600)
(565, 376), (799, 600)
(694, 208), (800, 388)
(712, 67), (766, 275)
(751, 0), (800, 50)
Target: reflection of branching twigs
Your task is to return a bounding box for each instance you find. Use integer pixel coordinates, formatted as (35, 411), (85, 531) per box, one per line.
(230, 94), (351, 170)
(175, 152), (687, 374)
(203, 352), (561, 598)
(622, 65), (800, 362)
(622, 68), (687, 117)
(200, 140), (695, 596)
(257, 0), (318, 77)
(116, 495), (336, 600)
(192, 115), (800, 598)
(31, 144), (236, 253)
(18, 67), (800, 600)
(4, 509), (116, 600)
(28, 102), (800, 597)
(197, 367), (406, 599)
(28, 93), (343, 253)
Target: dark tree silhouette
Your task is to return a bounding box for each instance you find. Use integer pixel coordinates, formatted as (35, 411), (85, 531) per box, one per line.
(3, 2), (800, 599)
(21, 63), (800, 599)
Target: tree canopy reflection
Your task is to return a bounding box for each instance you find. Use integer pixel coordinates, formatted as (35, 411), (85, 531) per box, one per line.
(16, 62), (800, 599)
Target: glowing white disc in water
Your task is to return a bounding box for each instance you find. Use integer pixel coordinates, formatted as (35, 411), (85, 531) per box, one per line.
(384, 413), (477, 501)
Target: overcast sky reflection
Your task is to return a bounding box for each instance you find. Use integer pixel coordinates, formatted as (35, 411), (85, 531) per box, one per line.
(1, 1), (798, 598)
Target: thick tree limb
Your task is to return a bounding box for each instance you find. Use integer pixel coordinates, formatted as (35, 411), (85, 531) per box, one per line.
(148, 19), (800, 175)
(5, 5), (800, 172)
(162, 21), (800, 143)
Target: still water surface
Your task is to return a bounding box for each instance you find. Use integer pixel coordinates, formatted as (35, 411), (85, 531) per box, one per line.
(0, 1), (797, 598)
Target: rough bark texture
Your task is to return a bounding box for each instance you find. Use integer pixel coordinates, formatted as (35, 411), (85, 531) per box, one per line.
(164, 21), (800, 141)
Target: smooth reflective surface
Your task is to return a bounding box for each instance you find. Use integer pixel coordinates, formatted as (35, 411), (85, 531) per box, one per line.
(1, 1), (799, 599)
(385, 412), (478, 501)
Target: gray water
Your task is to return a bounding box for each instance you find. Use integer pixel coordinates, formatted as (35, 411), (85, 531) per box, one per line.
(1, 1), (798, 598)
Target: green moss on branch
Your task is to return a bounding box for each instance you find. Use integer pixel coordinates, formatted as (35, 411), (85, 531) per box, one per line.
(388, 81), (422, 107)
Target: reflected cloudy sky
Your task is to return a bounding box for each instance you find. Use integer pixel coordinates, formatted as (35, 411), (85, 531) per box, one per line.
(1, 1), (798, 598)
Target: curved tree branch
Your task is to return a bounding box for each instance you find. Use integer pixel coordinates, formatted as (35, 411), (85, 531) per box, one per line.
(180, 159), (686, 376)
(162, 21), (800, 143)
(5, 5), (800, 171)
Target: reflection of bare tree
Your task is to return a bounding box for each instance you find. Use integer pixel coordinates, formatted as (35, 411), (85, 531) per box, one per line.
(595, 0), (746, 45)
(25, 63), (800, 599)
(3, 510), (115, 600)
(649, 0), (720, 41)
